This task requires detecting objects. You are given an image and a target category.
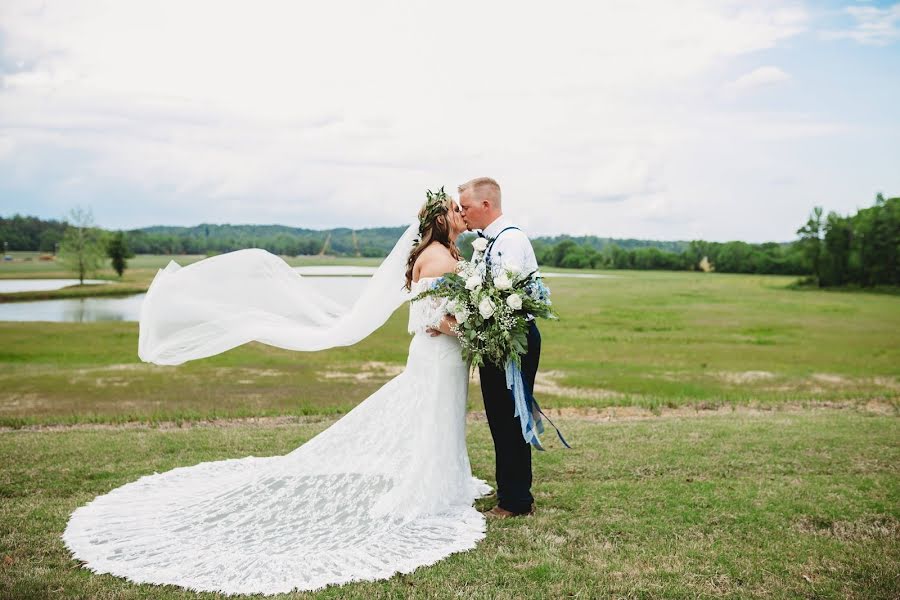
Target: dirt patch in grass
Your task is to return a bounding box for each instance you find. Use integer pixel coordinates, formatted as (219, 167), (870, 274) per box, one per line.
(792, 514), (900, 541)
(869, 376), (900, 391)
(320, 361), (405, 382)
(532, 370), (626, 401)
(714, 370), (776, 384)
(810, 372), (849, 385)
(7, 399), (893, 433)
(0, 414), (337, 433)
(0, 393), (43, 413)
(466, 369), (626, 401)
(63, 365), (285, 387)
(71, 363), (159, 374)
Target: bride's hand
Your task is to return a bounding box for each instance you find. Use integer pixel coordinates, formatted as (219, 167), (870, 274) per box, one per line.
(428, 315), (459, 337)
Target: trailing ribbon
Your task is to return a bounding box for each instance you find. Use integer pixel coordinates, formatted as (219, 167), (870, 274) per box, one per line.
(504, 360), (572, 451)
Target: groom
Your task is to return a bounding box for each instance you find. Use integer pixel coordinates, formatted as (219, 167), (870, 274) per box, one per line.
(457, 176), (541, 518)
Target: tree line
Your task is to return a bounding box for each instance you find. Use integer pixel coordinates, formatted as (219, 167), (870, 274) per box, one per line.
(2, 193), (897, 287)
(794, 193), (898, 287)
(531, 193), (898, 286)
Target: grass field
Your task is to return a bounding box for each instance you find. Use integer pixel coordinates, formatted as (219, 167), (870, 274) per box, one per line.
(0, 264), (898, 598)
(2, 409), (898, 598)
(0, 269), (897, 427)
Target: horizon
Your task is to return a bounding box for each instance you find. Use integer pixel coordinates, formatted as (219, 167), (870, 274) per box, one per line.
(2, 210), (809, 245)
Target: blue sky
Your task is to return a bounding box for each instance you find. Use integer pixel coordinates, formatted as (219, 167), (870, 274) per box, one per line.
(0, 0), (897, 243)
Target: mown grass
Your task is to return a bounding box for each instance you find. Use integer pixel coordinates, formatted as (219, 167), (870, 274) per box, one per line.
(1, 410), (897, 598)
(0, 270), (897, 427)
(0, 267), (898, 598)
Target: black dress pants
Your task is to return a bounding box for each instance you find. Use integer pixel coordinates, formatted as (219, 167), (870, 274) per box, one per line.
(478, 321), (540, 513)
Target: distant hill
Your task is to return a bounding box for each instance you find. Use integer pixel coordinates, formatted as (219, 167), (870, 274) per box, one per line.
(1, 215), (702, 257)
(128, 224), (701, 257)
(129, 223), (410, 257)
(532, 234), (690, 253)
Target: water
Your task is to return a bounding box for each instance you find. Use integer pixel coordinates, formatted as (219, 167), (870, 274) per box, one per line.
(0, 279), (110, 293)
(0, 276), (371, 323)
(0, 267), (612, 322)
(0, 294), (148, 323)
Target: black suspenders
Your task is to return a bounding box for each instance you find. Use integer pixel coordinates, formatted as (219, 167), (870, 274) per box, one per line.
(484, 226), (520, 270)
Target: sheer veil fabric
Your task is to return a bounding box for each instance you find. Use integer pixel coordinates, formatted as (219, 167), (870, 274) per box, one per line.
(62, 221), (493, 595)
(138, 222), (421, 365)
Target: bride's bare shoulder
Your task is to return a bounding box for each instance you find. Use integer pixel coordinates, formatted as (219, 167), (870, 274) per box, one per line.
(414, 242), (458, 280)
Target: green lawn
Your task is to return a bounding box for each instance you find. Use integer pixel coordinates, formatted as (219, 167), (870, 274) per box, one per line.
(1, 410), (897, 598)
(0, 268), (897, 598)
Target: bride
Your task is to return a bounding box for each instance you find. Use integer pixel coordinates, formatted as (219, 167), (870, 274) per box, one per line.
(61, 190), (494, 595)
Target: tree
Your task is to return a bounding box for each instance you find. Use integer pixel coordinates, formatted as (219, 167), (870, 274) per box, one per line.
(821, 211), (852, 286)
(796, 206), (824, 284)
(58, 206), (106, 284)
(106, 230), (134, 278)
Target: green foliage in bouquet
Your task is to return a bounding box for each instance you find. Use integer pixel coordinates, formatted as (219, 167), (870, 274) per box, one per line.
(413, 260), (558, 372)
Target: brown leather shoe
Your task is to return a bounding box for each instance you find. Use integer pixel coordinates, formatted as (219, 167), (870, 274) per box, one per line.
(483, 503), (535, 519)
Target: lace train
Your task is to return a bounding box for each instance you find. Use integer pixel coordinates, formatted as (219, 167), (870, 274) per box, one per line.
(62, 277), (492, 595)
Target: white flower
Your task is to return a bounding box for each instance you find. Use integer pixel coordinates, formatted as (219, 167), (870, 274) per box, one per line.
(493, 273), (512, 290)
(506, 262), (522, 275)
(455, 309), (469, 324)
(465, 275), (482, 291)
(446, 299), (459, 314)
(471, 237), (488, 252)
(506, 293), (523, 310)
(478, 297), (496, 319)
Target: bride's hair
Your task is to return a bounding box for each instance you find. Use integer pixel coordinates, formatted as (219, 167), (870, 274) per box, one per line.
(404, 188), (460, 290)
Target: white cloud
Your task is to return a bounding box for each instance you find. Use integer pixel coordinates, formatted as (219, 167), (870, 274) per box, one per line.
(2, 0), (879, 243)
(821, 3), (900, 46)
(725, 66), (792, 91)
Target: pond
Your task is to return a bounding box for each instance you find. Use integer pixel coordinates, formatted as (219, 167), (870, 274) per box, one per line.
(0, 268), (612, 322)
(0, 279), (110, 293)
(0, 276), (370, 323)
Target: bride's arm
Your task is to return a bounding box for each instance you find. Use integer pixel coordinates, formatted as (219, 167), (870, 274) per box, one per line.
(417, 245), (462, 337)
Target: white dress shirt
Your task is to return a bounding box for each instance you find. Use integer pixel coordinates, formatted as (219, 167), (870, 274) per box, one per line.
(478, 214), (539, 276)
(478, 215), (540, 322)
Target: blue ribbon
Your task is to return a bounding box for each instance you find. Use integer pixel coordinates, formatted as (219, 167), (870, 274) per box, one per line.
(504, 360), (572, 451)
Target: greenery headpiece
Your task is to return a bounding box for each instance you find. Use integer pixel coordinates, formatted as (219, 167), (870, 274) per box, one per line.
(417, 187), (450, 238)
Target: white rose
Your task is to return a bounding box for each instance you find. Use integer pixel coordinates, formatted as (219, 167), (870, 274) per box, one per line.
(493, 273), (512, 290)
(506, 293), (523, 310)
(455, 309), (469, 324)
(446, 299), (459, 314)
(465, 275), (482, 291)
(478, 297), (496, 319)
(471, 237), (488, 252)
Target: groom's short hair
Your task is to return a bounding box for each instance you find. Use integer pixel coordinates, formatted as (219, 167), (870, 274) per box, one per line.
(458, 177), (501, 207)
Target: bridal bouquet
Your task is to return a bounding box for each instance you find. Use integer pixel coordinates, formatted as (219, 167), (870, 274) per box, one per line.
(412, 258), (557, 371)
(413, 252), (569, 451)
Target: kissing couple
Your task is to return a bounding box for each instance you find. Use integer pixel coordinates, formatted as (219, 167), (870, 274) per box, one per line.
(63, 176), (565, 595)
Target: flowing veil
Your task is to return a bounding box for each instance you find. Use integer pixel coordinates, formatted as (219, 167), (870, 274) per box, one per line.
(138, 220), (419, 365)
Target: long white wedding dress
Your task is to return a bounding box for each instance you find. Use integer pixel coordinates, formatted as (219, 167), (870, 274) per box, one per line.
(62, 228), (493, 594)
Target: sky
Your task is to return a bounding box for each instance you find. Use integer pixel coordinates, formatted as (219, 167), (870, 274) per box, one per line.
(0, 0), (898, 243)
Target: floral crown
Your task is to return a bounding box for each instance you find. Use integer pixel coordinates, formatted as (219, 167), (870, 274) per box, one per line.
(412, 187), (451, 248)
